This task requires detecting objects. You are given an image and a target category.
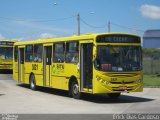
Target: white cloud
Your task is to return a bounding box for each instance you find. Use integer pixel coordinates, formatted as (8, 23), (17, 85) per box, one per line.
(39, 33), (56, 38)
(0, 33), (6, 40)
(13, 33), (56, 41)
(140, 4), (160, 19)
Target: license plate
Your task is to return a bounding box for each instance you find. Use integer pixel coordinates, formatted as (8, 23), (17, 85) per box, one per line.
(2, 65), (9, 69)
(2, 66), (7, 69)
(119, 86), (127, 90)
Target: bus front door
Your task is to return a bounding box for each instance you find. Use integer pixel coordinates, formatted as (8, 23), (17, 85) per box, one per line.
(18, 48), (24, 83)
(80, 43), (93, 91)
(43, 46), (52, 87)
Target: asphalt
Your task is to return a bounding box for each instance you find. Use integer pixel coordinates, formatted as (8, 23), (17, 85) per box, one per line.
(0, 73), (160, 114)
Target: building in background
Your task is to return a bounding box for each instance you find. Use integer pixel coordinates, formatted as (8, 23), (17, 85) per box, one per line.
(143, 30), (160, 48)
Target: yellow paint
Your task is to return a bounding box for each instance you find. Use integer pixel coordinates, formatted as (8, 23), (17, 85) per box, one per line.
(0, 40), (17, 70)
(45, 65), (51, 87)
(13, 32), (143, 94)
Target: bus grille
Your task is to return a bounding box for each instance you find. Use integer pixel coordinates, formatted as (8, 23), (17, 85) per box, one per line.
(110, 81), (134, 84)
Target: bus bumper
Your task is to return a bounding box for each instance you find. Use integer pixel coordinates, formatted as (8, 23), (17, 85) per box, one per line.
(93, 72), (143, 94)
(0, 64), (13, 70)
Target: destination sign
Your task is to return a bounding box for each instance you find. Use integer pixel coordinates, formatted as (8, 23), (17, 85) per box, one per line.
(0, 41), (14, 46)
(96, 35), (141, 43)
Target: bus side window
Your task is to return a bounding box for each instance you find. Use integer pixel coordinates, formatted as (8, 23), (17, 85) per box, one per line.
(53, 43), (65, 63)
(25, 45), (33, 62)
(33, 44), (42, 62)
(66, 42), (79, 63)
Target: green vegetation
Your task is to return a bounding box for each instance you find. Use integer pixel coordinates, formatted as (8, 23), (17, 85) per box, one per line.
(143, 74), (160, 87)
(143, 48), (160, 59)
(139, 48), (160, 87)
(143, 48), (160, 76)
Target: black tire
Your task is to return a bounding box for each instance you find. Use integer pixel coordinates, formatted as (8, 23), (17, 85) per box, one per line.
(71, 81), (81, 99)
(107, 93), (121, 99)
(30, 74), (36, 90)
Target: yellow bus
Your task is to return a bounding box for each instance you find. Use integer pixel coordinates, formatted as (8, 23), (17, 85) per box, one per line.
(0, 40), (17, 71)
(13, 33), (143, 99)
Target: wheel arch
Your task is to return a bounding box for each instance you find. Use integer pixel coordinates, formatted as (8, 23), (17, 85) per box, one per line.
(68, 75), (79, 91)
(29, 72), (35, 83)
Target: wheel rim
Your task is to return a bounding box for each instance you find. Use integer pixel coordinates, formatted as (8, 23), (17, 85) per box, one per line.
(30, 76), (35, 89)
(73, 84), (79, 95)
(31, 80), (34, 88)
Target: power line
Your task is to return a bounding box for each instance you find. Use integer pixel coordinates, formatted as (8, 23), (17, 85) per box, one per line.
(80, 17), (145, 33)
(80, 17), (106, 29)
(0, 16), (145, 33)
(0, 16), (76, 22)
(111, 22), (145, 32)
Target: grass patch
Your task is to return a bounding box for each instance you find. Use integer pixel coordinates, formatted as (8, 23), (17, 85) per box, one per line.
(144, 74), (160, 87)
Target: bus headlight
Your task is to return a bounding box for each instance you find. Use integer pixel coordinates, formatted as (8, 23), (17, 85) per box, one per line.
(106, 81), (110, 85)
(96, 75), (110, 85)
(96, 75), (101, 81)
(134, 78), (143, 84)
(101, 80), (105, 84)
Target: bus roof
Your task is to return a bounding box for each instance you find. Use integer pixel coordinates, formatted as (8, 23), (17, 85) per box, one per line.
(14, 32), (140, 46)
(0, 40), (18, 42)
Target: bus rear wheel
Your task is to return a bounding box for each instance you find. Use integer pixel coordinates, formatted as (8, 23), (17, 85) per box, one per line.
(30, 74), (36, 90)
(71, 81), (81, 99)
(107, 93), (121, 99)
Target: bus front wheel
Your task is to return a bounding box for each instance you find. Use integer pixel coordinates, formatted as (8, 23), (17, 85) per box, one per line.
(107, 93), (121, 99)
(30, 74), (36, 90)
(71, 81), (81, 99)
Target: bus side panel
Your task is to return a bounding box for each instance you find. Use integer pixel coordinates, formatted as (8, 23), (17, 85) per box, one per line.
(24, 62), (32, 84)
(32, 63), (43, 86)
(24, 74), (30, 84)
(51, 63), (79, 90)
(13, 62), (18, 82)
(35, 75), (43, 86)
(64, 64), (80, 78)
(51, 63), (65, 90)
(51, 76), (65, 90)
(63, 64), (80, 89)
(24, 62), (43, 86)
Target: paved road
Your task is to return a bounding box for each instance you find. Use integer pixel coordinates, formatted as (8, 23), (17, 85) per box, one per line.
(0, 74), (160, 114)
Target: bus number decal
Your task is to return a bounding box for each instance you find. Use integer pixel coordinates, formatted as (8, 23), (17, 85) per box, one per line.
(32, 64), (38, 70)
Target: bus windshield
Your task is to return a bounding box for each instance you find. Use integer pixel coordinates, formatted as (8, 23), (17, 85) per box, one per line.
(0, 47), (13, 60)
(95, 46), (142, 72)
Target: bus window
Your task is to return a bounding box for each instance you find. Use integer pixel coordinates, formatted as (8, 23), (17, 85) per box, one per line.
(25, 45), (33, 62)
(33, 44), (42, 62)
(6, 47), (13, 60)
(0, 47), (13, 60)
(0, 47), (5, 59)
(53, 43), (65, 63)
(66, 42), (79, 63)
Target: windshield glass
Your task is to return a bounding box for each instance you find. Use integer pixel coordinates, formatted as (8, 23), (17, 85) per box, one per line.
(95, 46), (142, 72)
(0, 47), (13, 60)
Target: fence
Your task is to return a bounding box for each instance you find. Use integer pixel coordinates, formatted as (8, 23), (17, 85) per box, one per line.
(143, 56), (160, 74)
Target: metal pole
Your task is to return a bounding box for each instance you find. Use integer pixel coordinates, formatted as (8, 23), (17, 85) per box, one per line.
(77, 13), (80, 35)
(108, 21), (110, 32)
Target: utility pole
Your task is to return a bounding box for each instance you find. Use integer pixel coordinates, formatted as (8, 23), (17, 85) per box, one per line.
(108, 21), (110, 32)
(77, 13), (80, 35)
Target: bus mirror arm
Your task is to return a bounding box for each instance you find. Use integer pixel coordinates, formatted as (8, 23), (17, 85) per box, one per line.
(93, 46), (97, 61)
(93, 54), (97, 61)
